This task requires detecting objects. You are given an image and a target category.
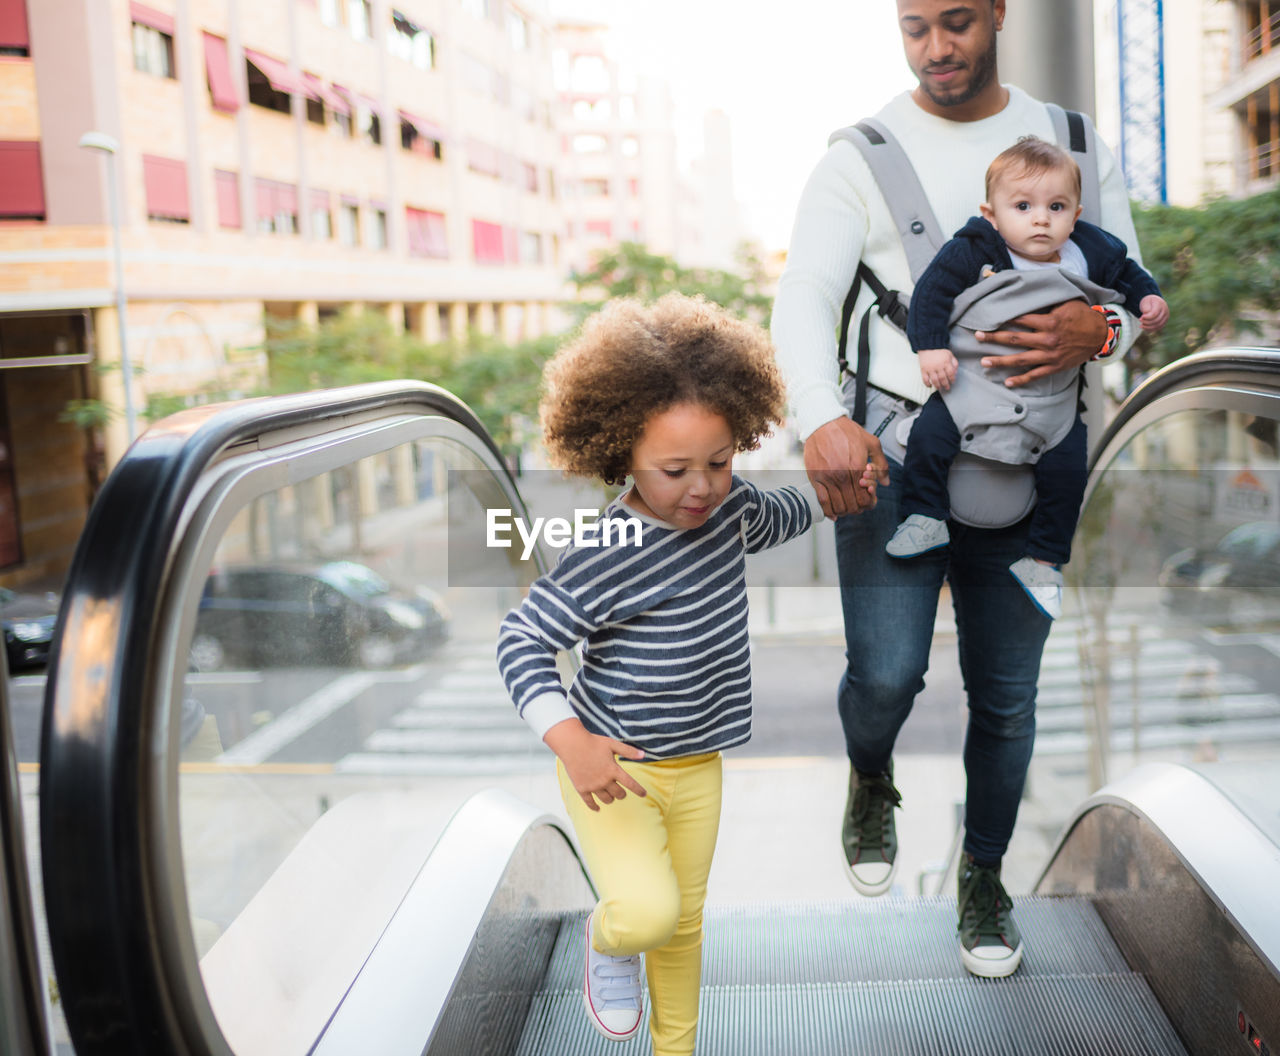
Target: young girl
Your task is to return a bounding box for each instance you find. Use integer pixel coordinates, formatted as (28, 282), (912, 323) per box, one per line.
(496, 293), (827, 1055)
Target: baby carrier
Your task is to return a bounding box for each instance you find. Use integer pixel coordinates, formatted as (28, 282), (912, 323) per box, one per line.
(828, 104), (1102, 529)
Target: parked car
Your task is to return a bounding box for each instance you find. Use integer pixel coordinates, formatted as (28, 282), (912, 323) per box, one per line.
(190, 561), (449, 671)
(1, 586), (59, 672)
(1158, 520), (1280, 626)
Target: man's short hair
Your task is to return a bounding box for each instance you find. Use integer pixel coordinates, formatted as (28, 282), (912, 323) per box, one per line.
(985, 136), (1082, 203)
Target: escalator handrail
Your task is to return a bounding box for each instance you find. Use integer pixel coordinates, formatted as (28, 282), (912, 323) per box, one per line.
(1090, 346), (1280, 470)
(38, 381), (524, 1056)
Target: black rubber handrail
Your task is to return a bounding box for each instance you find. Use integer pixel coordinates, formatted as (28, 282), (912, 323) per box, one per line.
(38, 382), (521, 1056)
(1090, 346), (1280, 469)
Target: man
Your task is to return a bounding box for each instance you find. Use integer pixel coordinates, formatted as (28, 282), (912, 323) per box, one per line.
(771, 0), (1144, 978)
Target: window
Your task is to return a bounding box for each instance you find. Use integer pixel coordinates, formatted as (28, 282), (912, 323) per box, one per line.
(585, 219), (612, 240)
(628, 177), (640, 197)
(214, 169), (241, 229)
(390, 11), (434, 69)
(306, 96), (325, 125)
(0, 141), (44, 221)
(569, 55), (608, 93)
(466, 139), (502, 178)
(572, 134), (608, 155)
(338, 200), (359, 246)
(522, 163), (538, 193)
(518, 230), (542, 265)
(355, 100), (381, 145)
(310, 189), (332, 239)
(246, 53), (293, 114)
(318, 0), (341, 26)
(472, 219), (506, 264)
(406, 206), (448, 258)
(254, 178), (298, 234)
(132, 22), (174, 78)
(143, 155), (190, 223)
(460, 0), (489, 19)
(506, 11), (527, 50)
(348, 0), (371, 40)
(582, 177), (609, 198)
(330, 87), (354, 137)
(400, 112), (444, 159)
(369, 207), (388, 250)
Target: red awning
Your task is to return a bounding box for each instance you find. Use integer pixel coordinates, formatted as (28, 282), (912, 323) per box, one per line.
(214, 170), (241, 229)
(142, 154), (190, 221)
(406, 207), (448, 259)
(310, 188), (331, 211)
(129, 2), (175, 35)
(398, 110), (446, 143)
(244, 47), (303, 96)
(301, 73), (348, 113)
(203, 33), (239, 112)
(472, 219), (505, 264)
(328, 85), (353, 117)
(0, 141), (44, 218)
(1, 0), (31, 49)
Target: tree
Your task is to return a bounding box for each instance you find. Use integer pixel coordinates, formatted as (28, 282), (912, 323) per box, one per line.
(1130, 186), (1280, 375)
(568, 241), (774, 325)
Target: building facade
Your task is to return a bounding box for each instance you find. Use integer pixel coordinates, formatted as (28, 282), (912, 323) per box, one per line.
(0, 0), (575, 590)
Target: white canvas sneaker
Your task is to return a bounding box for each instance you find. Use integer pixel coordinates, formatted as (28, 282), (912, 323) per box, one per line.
(1010, 556), (1063, 620)
(583, 914), (643, 1041)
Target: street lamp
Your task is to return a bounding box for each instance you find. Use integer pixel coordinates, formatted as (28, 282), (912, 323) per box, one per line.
(78, 131), (138, 443)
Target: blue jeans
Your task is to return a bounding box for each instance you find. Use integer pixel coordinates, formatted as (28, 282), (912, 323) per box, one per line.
(834, 457), (1051, 864)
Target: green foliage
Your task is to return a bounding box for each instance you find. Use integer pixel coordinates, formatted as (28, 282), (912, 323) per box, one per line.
(1131, 186), (1280, 374)
(259, 311), (555, 455)
(569, 241), (773, 326)
(58, 399), (115, 429)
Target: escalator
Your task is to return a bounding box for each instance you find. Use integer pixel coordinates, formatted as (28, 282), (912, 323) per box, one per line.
(14, 356), (1280, 1054)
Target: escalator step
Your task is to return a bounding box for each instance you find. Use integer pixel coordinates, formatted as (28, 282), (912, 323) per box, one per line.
(542, 898), (1130, 991)
(517, 974), (1188, 1055)
(518, 899), (1186, 1055)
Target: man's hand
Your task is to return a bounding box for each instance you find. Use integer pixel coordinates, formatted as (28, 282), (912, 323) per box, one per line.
(803, 417), (890, 520)
(544, 718), (647, 812)
(974, 299), (1107, 388)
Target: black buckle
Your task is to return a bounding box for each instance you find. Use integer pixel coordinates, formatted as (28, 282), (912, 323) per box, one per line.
(878, 290), (909, 331)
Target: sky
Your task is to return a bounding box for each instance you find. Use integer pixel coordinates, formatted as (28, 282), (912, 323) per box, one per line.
(566, 1), (917, 251)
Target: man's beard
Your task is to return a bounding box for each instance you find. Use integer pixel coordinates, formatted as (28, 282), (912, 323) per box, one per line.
(920, 32), (998, 108)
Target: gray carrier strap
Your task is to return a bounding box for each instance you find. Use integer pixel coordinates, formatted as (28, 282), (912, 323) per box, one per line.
(1046, 102), (1101, 225)
(829, 119), (945, 283)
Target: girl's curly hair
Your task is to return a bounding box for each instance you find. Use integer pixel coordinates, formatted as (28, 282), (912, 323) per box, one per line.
(540, 293), (787, 484)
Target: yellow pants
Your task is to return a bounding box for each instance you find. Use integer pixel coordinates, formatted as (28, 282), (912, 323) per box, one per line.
(558, 751), (723, 1056)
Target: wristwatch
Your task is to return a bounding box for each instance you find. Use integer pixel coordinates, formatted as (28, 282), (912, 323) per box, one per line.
(1089, 304), (1123, 360)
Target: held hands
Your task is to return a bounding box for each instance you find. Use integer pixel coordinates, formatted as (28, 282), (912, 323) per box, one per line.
(975, 299), (1107, 388)
(803, 417), (891, 520)
(1138, 294), (1170, 333)
(919, 348), (959, 391)
(544, 718), (647, 812)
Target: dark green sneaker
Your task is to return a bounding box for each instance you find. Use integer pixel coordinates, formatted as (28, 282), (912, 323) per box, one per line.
(957, 856), (1023, 977)
(841, 765), (901, 896)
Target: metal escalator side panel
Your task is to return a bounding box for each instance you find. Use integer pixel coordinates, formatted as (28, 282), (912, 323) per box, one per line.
(310, 788), (594, 1056)
(1036, 761), (1280, 1056)
(37, 383), (535, 1056)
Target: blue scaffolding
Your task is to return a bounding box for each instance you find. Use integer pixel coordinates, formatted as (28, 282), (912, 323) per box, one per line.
(1117, 0), (1168, 203)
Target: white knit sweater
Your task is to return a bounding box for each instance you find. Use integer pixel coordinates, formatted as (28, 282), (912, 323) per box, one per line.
(771, 86), (1143, 442)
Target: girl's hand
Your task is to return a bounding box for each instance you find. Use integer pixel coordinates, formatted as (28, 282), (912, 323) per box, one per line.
(544, 719), (647, 811)
(919, 347), (959, 391)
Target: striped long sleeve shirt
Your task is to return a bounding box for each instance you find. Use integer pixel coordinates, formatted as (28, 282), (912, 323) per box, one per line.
(496, 476), (821, 760)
